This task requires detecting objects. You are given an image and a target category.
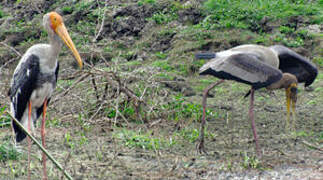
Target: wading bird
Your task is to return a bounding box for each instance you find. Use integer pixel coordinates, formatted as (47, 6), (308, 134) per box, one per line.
(195, 44), (317, 155)
(8, 12), (83, 179)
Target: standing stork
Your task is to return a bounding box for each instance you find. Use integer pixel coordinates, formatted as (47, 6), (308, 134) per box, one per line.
(195, 44), (317, 155)
(8, 12), (83, 179)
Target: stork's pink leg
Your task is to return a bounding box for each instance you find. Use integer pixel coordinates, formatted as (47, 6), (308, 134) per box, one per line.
(197, 80), (224, 154)
(249, 89), (261, 156)
(28, 101), (32, 180)
(41, 99), (48, 180)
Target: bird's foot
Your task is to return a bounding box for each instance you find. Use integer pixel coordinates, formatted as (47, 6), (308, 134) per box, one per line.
(196, 138), (208, 155)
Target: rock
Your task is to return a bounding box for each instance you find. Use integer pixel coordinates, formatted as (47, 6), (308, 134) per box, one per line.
(306, 24), (322, 34)
(151, 31), (176, 52)
(178, 7), (204, 25)
(98, 4), (163, 39)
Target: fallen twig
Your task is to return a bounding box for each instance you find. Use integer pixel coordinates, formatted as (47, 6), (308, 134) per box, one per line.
(300, 140), (322, 151)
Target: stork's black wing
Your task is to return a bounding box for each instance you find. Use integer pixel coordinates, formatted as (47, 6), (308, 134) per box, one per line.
(199, 53), (283, 90)
(270, 45), (318, 87)
(8, 54), (40, 142)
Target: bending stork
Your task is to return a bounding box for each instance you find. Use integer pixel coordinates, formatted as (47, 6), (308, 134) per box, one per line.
(195, 44), (317, 156)
(8, 12), (83, 179)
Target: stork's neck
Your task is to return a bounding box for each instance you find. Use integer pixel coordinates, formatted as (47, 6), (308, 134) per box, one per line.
(267, 73), (298, 90)
(47, 33), (62, 67)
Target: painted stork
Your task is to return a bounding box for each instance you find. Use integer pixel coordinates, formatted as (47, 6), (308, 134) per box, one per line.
(195, 44), (317, 155)
(8, 12), (83, 179)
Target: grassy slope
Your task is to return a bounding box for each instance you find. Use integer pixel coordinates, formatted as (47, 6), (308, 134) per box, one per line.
(0, 0), (322, 179)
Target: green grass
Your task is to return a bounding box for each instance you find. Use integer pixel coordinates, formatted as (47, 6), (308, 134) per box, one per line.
(62, 6), (73, 14)
(294, 130), (314, 138)
(138, 0), (156, 6)
(0, 7), (3, 18)
(0, 105), (11, 127)
(241, 152), (260, 169)
(149, 12), (178, 25)
(154, 73), (175, 80)
(155, 51), (168, 59)
(313, 57), (323, 68)
(200, 0), (322, 30)
(319, 131), (323, 141)
(114, 129), (175, 150)
(102, 101), (136, 121)
(0, 143), (21, 162)
(161, 94), (222, 124)
(152, 60), (173, 71)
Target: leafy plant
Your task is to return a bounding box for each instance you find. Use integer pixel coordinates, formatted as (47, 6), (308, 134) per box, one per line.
(178, 128), (200, 143)
(64, 132), (75, 149)
(149, 12), (178, 25)
(162, 94), (220, 123)
(115, 129), (175, 150)
(0, 106), (11, 127)
(62, 6), (73, 14)
(319, 131), (323, 141)
(279, 25), (294, 34)
(138, 0), (156, 6)
(241, 152), (260, 169)
(152, 60), (173, 71)
(155, 52), (168, 59)
(313, 57), (323, 68)
(0, 8), (3, 18)
(201, 0), (321, 31)
(0, 143), (21, 162)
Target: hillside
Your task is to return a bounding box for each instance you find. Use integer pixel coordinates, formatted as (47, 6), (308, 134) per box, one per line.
(0, 0), (322, 179)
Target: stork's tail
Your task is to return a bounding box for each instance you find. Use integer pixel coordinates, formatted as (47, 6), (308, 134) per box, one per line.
(195, 53), (216, 59)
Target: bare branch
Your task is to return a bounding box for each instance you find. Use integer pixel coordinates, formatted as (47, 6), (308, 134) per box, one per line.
(0, 42), (22, 57)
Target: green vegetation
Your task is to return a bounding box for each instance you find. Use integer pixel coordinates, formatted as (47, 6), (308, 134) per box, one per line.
(319, 131), (323, 141)
(62, 6), (73, 14)
(0, 7), (3, 18)
(152, 60), (173, 71)
(0, 106), (11, 127)
(0, 0), (322, 178)
(201, 0), (322, 30)
(138, 0), (156, 6)
(104, 101), (136, 120)
(149, 12), (178, 24)
(294, 130), (314, 138)
(114, 129), (175, 150)
(155, 51), (168, 59)
(64, 132), (75, 149)
(241, 152), (260, 169)
(313, 57), (323, 68)
(0, 143), (21, 162)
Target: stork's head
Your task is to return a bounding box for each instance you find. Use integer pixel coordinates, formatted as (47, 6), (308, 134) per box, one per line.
(283, 73), (298, 124)
(43, 12), (83, 69)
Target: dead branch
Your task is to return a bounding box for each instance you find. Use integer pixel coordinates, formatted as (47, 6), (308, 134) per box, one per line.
(300, 140), (322, 151)
(91, 73), (100, 101)
(93, 0), (109, 42)
(0, 42), (22, 57)
(53, 73), (90, 103)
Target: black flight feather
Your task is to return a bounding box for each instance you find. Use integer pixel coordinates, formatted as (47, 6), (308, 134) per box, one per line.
(9, 54), (40, 142)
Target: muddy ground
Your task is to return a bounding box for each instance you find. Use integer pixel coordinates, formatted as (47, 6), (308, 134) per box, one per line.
(0, 0), (322, 179)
